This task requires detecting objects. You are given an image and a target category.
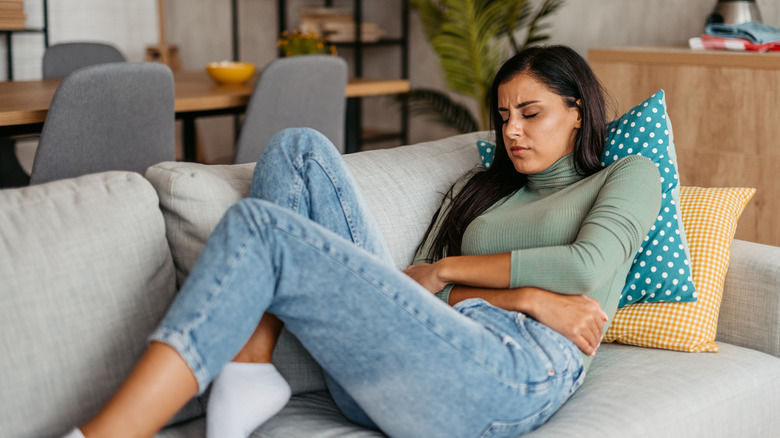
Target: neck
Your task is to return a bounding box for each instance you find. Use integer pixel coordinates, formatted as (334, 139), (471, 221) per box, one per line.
(525, 154), (585, 191)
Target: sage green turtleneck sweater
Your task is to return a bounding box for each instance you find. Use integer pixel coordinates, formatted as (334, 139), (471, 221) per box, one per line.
(413, 154), (661, 371)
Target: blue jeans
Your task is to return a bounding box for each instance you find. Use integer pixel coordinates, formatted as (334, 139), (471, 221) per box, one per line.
(150, 128), (584, 438)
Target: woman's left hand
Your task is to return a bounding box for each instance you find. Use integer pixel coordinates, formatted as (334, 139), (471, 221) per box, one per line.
(404, 262), (446, 293)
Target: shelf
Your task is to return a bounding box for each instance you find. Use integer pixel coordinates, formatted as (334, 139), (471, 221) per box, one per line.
(330, 37), (405, 46)
(278, 0), (409, 152)
(0, 28), (46, 33)
(2, 0), (49, 81)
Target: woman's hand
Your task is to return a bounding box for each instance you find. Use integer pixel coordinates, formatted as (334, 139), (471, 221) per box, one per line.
(524, 290), (608, 357)
(404, 262), (447, 293)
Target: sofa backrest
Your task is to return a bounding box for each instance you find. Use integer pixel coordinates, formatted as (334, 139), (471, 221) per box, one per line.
(145, 131), (485, 283)
(0, 171), (178, 438)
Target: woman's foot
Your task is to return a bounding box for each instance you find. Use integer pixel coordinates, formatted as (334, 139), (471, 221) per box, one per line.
(206, 362), (291, 438)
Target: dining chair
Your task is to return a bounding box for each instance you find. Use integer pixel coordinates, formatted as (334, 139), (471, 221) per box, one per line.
(29, 62), (176, 185)
(0, 43), (129, 188)
(42, 42), (126, 79)
(233, 55), (348, 164)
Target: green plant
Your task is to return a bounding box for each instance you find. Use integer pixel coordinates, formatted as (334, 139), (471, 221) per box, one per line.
(277, 30), (337, 57)
(409, 0), (565, 132)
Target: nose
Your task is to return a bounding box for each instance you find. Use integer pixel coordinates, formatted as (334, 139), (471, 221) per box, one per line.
(505, 116), (523, 138)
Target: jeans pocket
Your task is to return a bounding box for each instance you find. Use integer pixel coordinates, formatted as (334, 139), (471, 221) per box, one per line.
(478, 401), (554, 438)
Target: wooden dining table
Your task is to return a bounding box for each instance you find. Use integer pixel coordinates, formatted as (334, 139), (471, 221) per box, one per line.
(0, 71), (410, 175)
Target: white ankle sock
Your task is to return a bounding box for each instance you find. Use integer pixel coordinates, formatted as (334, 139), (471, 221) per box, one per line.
(62, 428), (85, 438)
(206, 362), (292, 438)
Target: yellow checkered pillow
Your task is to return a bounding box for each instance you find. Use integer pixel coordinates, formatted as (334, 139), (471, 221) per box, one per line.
(604, 186), (755, 351)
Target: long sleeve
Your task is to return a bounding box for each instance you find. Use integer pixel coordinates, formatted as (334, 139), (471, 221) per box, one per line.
(509, 156), (661, 293)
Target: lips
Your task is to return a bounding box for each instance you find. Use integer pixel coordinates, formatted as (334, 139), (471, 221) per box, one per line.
(509, 146), (530, 157)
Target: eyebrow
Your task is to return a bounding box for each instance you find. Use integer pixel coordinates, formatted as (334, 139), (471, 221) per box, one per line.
(497, 100), (541, 112)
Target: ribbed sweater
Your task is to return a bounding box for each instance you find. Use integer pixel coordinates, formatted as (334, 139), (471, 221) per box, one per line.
(414, 154), (661, 371)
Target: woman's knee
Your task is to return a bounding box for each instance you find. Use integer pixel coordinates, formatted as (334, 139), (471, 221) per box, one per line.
(265, 127), (336, 159)
(224, 198), (273, 232)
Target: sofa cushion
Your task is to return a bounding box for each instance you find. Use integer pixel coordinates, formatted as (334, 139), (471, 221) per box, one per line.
(341, 132), (484, 269)
(524, 343), (780, 438)
(0, 172), (179, 438)
(157, 342), (780, 438)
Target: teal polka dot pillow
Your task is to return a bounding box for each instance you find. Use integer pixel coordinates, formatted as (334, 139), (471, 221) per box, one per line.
(477, 139), (494, 169)
(602, 90), (695, 307)
(474, 89), (696, 308)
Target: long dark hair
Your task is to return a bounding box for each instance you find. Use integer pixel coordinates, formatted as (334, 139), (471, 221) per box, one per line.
(419, 45), (607, 261)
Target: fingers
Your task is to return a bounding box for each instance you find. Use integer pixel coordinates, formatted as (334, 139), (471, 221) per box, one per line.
(579, 296), (605, 356)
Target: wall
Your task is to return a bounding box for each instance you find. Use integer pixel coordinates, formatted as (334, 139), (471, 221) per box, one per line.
(411, 0), (780, 142)
(2, 0), (779, 159)
(1, 0), (158, 80)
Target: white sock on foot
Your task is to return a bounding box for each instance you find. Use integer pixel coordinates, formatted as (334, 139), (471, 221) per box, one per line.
(62, 428), (85, 438)
(206, 362), (292, 438)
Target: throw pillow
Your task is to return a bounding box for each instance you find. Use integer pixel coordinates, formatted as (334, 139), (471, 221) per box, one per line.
(477, 139), (494, 169)
(602, 90), (696, 307)
(475, 90), (696, 307)
(604, 186), (755, 352)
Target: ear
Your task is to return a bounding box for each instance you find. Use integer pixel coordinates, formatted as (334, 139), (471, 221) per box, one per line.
(572, 99), (583, 129)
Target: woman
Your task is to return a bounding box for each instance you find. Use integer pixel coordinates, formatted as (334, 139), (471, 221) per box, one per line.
(65, 45), (660, 438)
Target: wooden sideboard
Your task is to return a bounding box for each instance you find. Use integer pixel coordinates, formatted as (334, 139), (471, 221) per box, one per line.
(589, 47), (780, 246)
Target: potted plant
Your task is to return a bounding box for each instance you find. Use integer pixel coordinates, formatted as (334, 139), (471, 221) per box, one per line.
(277, 30), (338, 57)
(409, 0), (565, 132)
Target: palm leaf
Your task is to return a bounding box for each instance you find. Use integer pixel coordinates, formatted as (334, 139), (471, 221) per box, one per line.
(410, 0), (567, 130)
(491, 0), (533, 53)
(411, 0), (446, 43)
(400, 88), (480, 134)
(522, 0), (565, 50)
(431, 0), (507, 126)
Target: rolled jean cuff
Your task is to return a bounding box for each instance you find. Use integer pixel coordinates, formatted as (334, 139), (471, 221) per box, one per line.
(434, 284), (454, 304)
(148, 327), (212, 395)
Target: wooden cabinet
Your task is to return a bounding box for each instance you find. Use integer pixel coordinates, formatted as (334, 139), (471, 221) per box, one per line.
(589, 47), (780, 246)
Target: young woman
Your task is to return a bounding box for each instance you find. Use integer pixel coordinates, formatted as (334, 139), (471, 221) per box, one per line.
(65, 45), (661, 438)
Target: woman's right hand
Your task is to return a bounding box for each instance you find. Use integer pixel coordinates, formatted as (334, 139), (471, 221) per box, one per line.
(523, 289), (608, 356)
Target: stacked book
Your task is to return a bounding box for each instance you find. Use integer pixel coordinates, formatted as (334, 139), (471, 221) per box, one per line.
(300, 7), (386, 43)
(690, 21), (780, 52)
(0, 0), (26, 30)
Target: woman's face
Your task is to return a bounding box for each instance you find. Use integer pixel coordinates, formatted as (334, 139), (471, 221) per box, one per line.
(498, 73), (582, 175)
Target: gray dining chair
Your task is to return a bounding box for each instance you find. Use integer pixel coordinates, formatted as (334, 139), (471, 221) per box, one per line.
(29, 62), (176, 185)
(42, 42), (126, 79)
(1, 43), (129, 188)
(233, 55), (348, 164)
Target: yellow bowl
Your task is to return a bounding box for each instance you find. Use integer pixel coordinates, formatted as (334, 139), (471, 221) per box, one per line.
(205, 61), (256, 85)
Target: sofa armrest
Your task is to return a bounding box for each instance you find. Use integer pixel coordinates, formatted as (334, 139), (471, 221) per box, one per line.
(716, 239), (780, 358)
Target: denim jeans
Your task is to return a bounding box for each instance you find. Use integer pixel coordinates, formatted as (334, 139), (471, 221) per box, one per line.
(150, 128), (584, 438)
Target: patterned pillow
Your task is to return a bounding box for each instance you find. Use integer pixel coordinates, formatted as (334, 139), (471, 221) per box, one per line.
(604, 186), (755, 351)
(602, 90), (696, 307)
(477, 139), (494, 169)
(475, 90), (696, 308)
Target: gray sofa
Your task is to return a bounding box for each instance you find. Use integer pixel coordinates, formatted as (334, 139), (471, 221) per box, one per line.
(1, 132), (778, 438)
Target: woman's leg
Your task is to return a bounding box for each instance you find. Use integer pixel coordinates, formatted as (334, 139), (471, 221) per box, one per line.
(249, 127), (393, 264)
(206, 313), (290, 438)
(147, 198), (584, 437)
(79, 342), (198, 438)
(73, 128), (384, 438)
(246, 128), (393, 427)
